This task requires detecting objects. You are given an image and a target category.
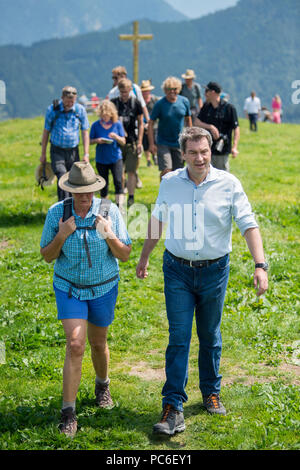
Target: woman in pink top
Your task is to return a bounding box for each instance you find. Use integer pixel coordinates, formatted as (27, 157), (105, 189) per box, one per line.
(272, 95), (282, 123)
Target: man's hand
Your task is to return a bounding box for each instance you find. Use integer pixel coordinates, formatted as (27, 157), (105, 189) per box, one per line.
(136, 257), (149, 279)
(254, 268), (268, 296)
(209, 124), (220, 140)
(40, 155), (47, 164)
(149, 144), (157, 156)
(231, 147), (239, 158)
(137, 144), (143, 155)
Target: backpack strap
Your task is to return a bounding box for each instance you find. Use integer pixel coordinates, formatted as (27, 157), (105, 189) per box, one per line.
(99, 198), (111, 219)
(62, 197), (73, 222)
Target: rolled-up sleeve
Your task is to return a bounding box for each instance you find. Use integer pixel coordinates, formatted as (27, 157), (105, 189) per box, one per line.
(231, 179), (258, 235)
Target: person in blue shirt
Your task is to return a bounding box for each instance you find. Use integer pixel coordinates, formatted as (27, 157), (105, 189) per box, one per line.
(90, 100), (126, 208)
(40, 161), (131, 437)
(40, 86), (90, 201)
(147, 76), (192, 180)
(136, 127), (268, 436)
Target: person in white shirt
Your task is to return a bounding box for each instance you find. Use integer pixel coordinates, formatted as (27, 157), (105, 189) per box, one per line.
(244, 91), (261, 131)
(136, 126), (268, 435)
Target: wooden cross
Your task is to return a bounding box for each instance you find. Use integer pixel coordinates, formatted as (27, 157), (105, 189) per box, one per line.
(119, 21), (153, 85)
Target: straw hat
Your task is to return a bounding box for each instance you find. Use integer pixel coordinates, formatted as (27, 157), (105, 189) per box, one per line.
(58, 162), (106, 193)
(35, 162), (56, 188)
(181, 69), (196, 79)
(140, 80), (155, 91)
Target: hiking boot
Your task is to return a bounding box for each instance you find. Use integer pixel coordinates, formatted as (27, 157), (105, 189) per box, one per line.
(95, 381), (114, 408)
(59, 407), (77, 438)
(203, 393), (226, 415)
(153, 404), (185, 436)
(147, 160), (152, 167)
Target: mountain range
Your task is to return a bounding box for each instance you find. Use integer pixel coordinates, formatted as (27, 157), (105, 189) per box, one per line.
(0, 0), (299, 123)
(0, 0), (186, 46)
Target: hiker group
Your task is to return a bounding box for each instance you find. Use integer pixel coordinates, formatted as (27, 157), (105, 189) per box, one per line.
(39, 66), (268, 438)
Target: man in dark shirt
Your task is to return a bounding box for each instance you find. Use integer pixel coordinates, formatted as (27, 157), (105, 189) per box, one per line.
(111, 78), (144, 207)
(196, 82), (239, 172)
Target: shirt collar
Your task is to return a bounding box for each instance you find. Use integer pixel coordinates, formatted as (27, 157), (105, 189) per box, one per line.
(179, 165), (219, 186)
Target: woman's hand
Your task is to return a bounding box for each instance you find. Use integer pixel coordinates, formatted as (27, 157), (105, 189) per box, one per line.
(95, 215), (113, 238)
(58, 216), (76, 239)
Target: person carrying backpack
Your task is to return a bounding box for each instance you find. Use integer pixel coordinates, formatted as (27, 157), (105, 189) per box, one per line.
(40, 86), (90, 201)
(40, 161), (132, 437)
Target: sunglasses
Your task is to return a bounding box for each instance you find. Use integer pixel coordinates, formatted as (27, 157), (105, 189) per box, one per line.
(64, 92), (77, 97)
(166, 88), (178, 92)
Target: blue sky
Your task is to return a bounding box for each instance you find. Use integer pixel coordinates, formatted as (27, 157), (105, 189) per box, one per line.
(165, 0), (238, 18)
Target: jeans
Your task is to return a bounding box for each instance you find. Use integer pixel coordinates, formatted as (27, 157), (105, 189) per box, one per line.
(50, 144), (79, 200)
(162, 250), (230, 411)
(248, 113), (258, 131)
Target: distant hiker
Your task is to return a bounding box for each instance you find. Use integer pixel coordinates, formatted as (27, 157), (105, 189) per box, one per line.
(272, 94), (282, 123)
(40, 161), (131, 438)
(140, 79), (159, 167)
(90, 100), (126, 209)
(40, 86), (90, 201)
(244, 91), (261, 131)
(180, 69), (203, 124)
(111, 78), (144, 207)
(148, 76), (192, 180)
(196, 81), (239, 172)
(108, 65), (146, 190)
(136, 127), (268, 436)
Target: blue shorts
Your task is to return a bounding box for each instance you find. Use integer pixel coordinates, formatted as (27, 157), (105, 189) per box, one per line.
(53, 283), (118, 327)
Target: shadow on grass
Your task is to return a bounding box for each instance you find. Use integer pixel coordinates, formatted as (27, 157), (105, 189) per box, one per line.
(0, 212), (46, 227)
(0, 397), (209, 449)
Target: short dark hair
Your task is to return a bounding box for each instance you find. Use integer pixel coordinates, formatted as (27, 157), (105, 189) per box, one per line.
(179, 127), (212, 153)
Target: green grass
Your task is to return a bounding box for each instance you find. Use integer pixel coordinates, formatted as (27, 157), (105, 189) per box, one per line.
(0, 116), (299, 450)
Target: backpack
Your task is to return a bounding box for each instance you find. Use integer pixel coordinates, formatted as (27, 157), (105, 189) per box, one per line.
(51, 99), (81, 129)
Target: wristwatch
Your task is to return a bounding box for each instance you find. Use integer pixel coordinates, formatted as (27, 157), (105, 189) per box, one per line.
(255, 262), (269, 271)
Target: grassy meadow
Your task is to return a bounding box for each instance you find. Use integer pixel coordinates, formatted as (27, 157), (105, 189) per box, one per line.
(0, 114), (299, 451)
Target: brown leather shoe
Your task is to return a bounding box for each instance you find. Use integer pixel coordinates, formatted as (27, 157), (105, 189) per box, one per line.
(95, 381), (114, 408)
(59, 407), (77, 438)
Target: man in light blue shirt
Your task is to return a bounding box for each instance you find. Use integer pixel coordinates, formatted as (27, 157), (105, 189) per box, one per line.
(40, 86), (90, 201)
(136, 127), (268, 435)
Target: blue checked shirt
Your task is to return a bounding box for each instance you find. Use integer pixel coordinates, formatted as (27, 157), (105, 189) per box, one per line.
(44, 100), (89, 149)
(40, 197), (131, 300)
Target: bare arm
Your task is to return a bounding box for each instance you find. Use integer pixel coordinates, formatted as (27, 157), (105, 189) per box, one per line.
(137, 114), (144, 154)
(244, 227), (268, 296)
(148, 119), (156, 155)
(185, 115), (192, 127)
(231, 126), (240, 158)
(194, 118), (220, 140)
(40, 217), (76, 263)
(81, 129), (90, 161)
(96, 215), (131, 262)
(40, 129), (50, 163)
(136, 216), (164, 279)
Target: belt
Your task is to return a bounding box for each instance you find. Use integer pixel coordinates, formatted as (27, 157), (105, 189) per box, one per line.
(165, 249), (224, 268)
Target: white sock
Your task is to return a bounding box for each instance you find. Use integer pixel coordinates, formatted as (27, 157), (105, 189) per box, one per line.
(62, 400), (76, 411)
(95, 376), (110, 385)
